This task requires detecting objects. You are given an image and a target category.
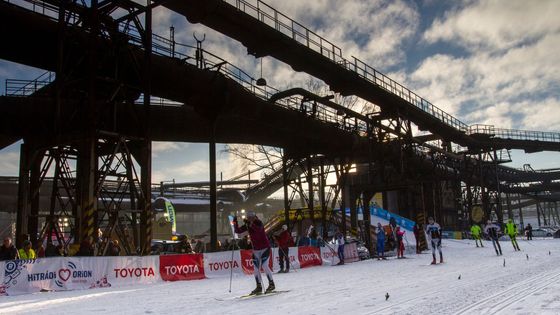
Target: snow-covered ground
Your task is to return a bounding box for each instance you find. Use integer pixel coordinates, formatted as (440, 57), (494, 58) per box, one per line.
(1, 239), (559, 315)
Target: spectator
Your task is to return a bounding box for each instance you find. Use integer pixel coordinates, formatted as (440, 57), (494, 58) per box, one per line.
(0, 237), (19, 261)
(413, 223), (422, 254)
(525, 223), (533, 240)
(308, 226), (318, 247)
(274, 224), (293, 273)
(222, 239), (231, 250)
(396, 226), (405, 259)
(194, 239), (205, 253)
(335, 231), (345, 265)
(77, 236), (94, 256)
(45, 243), (61, 257)
(376, 223), (386, 260)
(36, 241), (46, 258)
(176, 235), (193, 254)
(106, 240), (121, 256)
(19, 240), (36, 260)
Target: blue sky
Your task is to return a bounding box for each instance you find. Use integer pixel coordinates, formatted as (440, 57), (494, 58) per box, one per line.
(1, 0), (559, 183)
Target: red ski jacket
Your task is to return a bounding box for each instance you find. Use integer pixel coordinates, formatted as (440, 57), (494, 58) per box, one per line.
(234, 218), (270, 251)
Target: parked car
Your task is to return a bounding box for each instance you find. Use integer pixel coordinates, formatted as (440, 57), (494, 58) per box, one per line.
(531, 228), (553, 238)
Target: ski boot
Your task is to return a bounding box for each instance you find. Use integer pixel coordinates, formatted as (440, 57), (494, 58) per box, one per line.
(277, 269), (284, 274)
(250, 282), (263, 296)
(431, 254), (437, 265)
(439, 253), (444, 264)
(265, 280), (275, 294)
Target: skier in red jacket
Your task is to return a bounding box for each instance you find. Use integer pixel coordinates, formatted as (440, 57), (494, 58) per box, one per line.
(274, 224), (294, 273)
(234, 211), (275, 295)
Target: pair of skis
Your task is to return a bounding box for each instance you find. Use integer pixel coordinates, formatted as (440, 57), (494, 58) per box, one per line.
(216, 290), (291, 301)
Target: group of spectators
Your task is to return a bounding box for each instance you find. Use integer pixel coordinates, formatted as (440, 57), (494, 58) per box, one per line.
(0, 237), (67, 261)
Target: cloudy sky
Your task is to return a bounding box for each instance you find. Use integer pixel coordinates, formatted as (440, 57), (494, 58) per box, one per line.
(1, 0), (559, 183)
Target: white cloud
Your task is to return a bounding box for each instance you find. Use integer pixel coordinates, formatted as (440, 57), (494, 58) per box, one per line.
(423, 0), (560, 52)
(152, 142), (189, 157)
(0, 151), (20, 176)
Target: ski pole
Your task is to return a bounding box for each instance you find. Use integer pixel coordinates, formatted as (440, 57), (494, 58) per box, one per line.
(228, 238), (235, 293)
(278, 246), (297, 272)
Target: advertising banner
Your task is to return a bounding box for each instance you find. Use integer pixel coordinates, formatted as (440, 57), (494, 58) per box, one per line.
(297, 246), (322, 268)
(320, 245), (341, 266)
(203, 250), (242, 278)
(344, 242), (359, 263)
(160, 254), (205, 281)
(272, 247), (300, 271)
(2, 257), (110, 296)
(107, 256), (161, 287)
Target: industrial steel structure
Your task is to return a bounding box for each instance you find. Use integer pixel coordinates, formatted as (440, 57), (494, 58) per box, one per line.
(1, 0), (559, 254)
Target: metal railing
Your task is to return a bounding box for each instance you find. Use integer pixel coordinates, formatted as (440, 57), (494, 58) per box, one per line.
(5, 0), (369, 134)
(5, 71), (54, 96)
(468, 124), (560, 143)
(223, 0), (469, 133)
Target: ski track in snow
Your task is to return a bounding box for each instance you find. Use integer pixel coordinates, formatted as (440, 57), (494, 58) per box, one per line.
(0, 239), (559, 315)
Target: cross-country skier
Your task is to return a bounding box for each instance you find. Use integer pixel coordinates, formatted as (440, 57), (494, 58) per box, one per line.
(233, 211), (275, 295)
(376, 223), (386, 260)
(505, 219), (521, 251)
(470, 224), (484, 247)
(396, 226), (405, 259)
(335, 231), (345, 265)
(484, 220), (502, 256)
(425, 217), (443, 264)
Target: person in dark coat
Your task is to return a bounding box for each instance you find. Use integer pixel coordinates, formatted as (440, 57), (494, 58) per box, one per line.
(525, 223), (533, 240)
(0, 237), (19, 260)
(77, 236), (95, 256)
(413, 223), (422, 254)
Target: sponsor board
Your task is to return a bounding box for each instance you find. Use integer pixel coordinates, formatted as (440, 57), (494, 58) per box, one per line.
(203, 250), (243, 278)
(320, 245), (341, 266)
(344, 242), (359, 263)
(107, 256), (161, 287)
(297, 246), (322, 268)
(160, 254), (205, 281)
(272, 247), (300, 271)
(2, 257), (109, 296)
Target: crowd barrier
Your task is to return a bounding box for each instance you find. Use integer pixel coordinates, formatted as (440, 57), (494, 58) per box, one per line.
(1, 244), (358, 296)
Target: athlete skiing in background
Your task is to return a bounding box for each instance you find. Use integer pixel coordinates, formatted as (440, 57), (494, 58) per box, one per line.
(376, 223), (386, 260)
(425, 217), (443, 264)
(233, 211), (275, 295)
(485, 220), (503, 256)
(505, 219), (521, 251)
(396, 226), (405, 259)
(470, 224), (484, 248)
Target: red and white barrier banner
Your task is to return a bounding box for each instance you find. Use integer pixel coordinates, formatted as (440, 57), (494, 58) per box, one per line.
(1, 257), (110, 296)
(160, 254), (205, 281)
(240, 249), (274, 275)
(203, 251), (242, 278)
(320, 245), (341, 266)
(344, 243), (359, 263)
(272, 247), (300, 271)
(107, 256), (161, 287)
(297, 246), (322, 268)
